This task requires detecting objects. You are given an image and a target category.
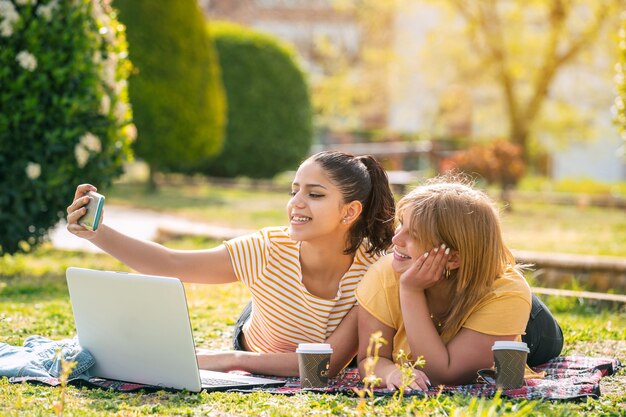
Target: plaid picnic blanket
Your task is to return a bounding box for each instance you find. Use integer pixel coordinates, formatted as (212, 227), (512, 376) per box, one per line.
(9, 355), (621, 401)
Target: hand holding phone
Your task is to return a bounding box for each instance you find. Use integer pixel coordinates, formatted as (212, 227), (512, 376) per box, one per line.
(78, 191), (105, 231)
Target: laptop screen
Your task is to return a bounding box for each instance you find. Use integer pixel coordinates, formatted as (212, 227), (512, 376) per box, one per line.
(66, 268), (203, 391)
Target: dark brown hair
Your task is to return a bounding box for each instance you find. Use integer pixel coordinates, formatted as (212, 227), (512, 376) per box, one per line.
(309, 151), (395, 255)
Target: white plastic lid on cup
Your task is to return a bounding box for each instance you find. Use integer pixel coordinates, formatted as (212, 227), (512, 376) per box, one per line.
(491, 341), (529, 352)
(296, 343), (333, 354)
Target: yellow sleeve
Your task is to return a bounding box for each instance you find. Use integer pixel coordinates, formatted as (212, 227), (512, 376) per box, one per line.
(463, 274), (532, 336)
(355, 255), (398, 329)
(223, 229), (268, 287)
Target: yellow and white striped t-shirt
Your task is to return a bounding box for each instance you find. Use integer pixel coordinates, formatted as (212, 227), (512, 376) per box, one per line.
(224, 226), (380, 353)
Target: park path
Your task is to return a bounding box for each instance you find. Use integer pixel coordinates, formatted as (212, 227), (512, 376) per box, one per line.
(50, 205), (250, 252)
(50, 204), (626, 298)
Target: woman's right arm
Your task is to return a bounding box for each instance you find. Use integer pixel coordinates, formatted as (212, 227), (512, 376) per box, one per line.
(357, 307), (429, 391)
(66, 184), (238, 284)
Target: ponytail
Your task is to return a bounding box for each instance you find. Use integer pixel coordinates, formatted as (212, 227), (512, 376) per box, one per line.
(354, 155), (395, 255)
(309, 151), (395, 256)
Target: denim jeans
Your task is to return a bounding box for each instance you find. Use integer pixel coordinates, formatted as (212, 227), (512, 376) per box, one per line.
(0, 335), (94, 379)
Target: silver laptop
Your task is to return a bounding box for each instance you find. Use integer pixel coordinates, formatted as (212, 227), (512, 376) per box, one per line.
(65, 267), (285, 392)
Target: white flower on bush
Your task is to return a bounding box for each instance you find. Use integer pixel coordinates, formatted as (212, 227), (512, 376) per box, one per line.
(80, 132), (102, 152)
(36, 0), (58, 21)
(25, 162), (41, 180)
(102, 54), (117, 89)
(74, 144), (90, 168)
(16, 51), (37, 71)
(113, 101), (128, 123)
(100, 94), (111, 115)
(15, 0), (32, 5)
(114, 79), (127, 96)
(74, 132), (102, 168)
(0, 1), (19, 37)
(124, 123), (137, 142)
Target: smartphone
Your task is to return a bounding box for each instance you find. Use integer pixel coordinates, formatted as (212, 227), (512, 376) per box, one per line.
(78, 191), (105, 231)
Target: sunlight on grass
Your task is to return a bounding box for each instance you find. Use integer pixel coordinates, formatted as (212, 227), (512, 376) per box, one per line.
(103, 182), (626, 257)
(499, 202), (626, 257)
(0, 181), (624, 416)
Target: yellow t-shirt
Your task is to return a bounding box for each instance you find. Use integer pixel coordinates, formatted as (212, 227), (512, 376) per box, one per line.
(355, 254), (532, 362)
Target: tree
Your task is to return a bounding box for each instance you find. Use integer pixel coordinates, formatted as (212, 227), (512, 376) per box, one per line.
(432, 0), (624, 159)
(201, 22), (312, 179)
(0, 0), (133, 255)
(614, 12), (626, 156)
(313, 0), (396, 131)
(113, 0), (226, 189)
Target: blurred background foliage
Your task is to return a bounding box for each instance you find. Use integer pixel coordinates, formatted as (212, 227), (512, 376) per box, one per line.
(197, 21), (313, 179)
(1, 0), (625, 254)
(615, 12), (626, 157)
(0, 0), (133, 255)
(113, 0), (226, 189)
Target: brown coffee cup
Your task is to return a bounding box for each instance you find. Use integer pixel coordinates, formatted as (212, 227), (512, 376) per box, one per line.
(491, 341), (529, 390)
(296, 343), (333, 389)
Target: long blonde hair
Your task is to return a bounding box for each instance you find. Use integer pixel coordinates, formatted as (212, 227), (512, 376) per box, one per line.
(397, 175), (521, 342)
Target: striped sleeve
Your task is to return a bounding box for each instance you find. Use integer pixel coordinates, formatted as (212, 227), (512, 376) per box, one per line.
(223, 229), (269, 287)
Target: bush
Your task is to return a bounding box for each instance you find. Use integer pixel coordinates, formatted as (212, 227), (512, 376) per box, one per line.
(113, 0), (226, 185)
(0, 0), (134, 255)
(442, 139), (526, 208)
(443, 140), (526, 186)
(202, 22), (313, 179)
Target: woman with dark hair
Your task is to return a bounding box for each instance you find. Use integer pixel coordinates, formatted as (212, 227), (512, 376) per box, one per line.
(66, 151), (396, 377)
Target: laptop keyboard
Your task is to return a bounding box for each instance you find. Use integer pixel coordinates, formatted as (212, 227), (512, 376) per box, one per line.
(200, 376), (251, 386)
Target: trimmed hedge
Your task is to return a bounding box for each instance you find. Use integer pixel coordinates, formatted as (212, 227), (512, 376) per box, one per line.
(113, 0), (226, 181)
(202, 22), (312, 178)
(0, 0), (133, 255)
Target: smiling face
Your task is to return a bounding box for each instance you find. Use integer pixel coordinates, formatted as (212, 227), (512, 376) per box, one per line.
(287, 160), (351, 243)
(391, 207), (430, 274)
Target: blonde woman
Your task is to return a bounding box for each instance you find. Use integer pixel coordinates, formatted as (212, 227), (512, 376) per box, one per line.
(356, 175), (562, 389)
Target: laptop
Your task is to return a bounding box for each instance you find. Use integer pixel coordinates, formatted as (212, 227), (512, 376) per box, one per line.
(65, 267), (286, 392)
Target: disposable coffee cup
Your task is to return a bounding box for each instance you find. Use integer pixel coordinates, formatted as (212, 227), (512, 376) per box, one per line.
(296, 343), (333, 389)
(491, 341), (529, 390)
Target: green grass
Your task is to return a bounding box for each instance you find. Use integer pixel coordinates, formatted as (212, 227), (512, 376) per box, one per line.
(1, 244), (625, 416)
(105, 182), (626, 257)
(103, 182), (288, 230)
(1, 182), (625, 416)
(518, 176), (626, 197)
(499, 202), (626, 257)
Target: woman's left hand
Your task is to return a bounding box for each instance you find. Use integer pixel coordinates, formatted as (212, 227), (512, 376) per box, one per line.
(399, 245), (451, 291)
(196, 349), (241, 372)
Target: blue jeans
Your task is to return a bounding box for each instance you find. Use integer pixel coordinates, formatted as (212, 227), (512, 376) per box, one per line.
(0, 336), (94, 379)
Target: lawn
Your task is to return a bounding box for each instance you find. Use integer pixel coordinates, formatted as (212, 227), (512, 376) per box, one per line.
(1, 182), (625, 416)
(104, 182), (626, 257)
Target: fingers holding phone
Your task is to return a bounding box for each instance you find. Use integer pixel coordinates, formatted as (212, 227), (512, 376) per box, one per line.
(67, 185), (105, 239)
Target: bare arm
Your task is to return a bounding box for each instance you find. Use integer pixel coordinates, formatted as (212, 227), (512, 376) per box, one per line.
(66, 184), (238, 284)
(357, 307), (429, 390)
(399, 247), (516, 385)
(400, 287), (516, 385)
(198, 306), (361, 377)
